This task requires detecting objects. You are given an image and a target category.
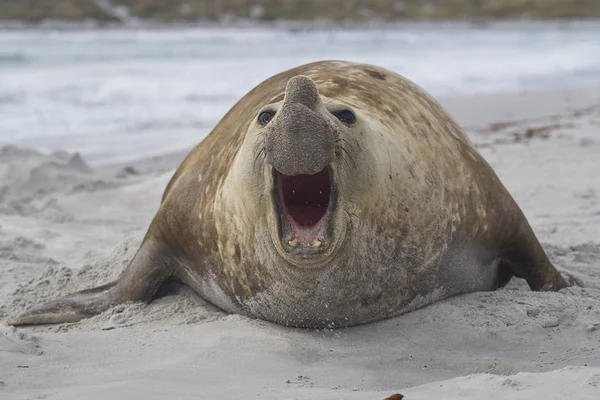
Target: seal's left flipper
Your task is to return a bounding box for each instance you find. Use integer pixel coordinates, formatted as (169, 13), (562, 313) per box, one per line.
(499, 219), (569, 292)
(8, 234), (174, 326)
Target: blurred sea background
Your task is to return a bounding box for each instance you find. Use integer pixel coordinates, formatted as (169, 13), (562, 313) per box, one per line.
(1, 1), (600, 165)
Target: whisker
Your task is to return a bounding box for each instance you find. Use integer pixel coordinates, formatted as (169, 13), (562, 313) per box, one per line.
(253, 147), (266, 168)
(338, 145), (357, 169)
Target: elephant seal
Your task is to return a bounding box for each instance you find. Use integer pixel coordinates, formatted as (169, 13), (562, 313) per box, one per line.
(9, 61), (568, 328)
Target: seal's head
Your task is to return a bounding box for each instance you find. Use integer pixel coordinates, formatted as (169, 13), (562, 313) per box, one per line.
(247, 75), (362, 267)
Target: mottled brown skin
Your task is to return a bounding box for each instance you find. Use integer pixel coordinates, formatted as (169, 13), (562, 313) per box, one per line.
(8, 61), (568, 328)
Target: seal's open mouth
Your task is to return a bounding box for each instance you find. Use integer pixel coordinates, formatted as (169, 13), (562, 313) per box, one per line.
(273, 167), (335, 250)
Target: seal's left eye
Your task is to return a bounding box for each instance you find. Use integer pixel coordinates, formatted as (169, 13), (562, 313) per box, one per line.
(257, 110), (275, 126)
(333, 109), (356, 125)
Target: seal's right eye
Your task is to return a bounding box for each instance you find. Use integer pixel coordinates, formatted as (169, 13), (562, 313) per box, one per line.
(257, 111), (275, 126)
(332, 109), (356, 125)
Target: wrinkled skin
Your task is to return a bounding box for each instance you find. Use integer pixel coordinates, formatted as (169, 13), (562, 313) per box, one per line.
(9, 61), (568, 328)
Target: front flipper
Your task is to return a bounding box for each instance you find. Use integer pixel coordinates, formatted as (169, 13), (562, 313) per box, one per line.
(500, 218), (569, 292)
(8, 234), (174, 326)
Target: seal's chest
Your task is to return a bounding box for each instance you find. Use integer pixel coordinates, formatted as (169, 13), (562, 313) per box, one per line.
(228, 263), (409, 327)
(199, 245), (499, 328)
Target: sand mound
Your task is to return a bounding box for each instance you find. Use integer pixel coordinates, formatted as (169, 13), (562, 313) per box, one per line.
(0, 146), (114, 220)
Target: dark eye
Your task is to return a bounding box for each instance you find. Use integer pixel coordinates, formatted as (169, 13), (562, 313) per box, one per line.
(333, 109), (356, 124)
(257, 110), (275, 126)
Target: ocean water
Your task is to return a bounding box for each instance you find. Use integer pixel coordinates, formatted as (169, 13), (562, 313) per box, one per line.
(2, 23), (600, 165)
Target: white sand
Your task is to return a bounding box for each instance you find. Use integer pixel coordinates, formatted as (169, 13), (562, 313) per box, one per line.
(1, 87), (599, 399)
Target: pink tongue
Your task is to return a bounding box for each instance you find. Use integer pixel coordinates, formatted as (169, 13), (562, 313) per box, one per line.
(287, 213), (321, 243)
(276, 168), (330, 245)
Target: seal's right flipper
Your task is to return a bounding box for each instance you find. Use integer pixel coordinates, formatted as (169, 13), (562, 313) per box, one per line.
(8, 281), (120, 325)
(8, 235), (174, 326)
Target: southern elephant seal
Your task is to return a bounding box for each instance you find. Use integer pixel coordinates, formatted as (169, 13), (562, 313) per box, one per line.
(9, 61), (568, 328)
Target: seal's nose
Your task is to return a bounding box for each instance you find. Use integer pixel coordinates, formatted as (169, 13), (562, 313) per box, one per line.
(283, 76), (320, 111)
(265, 75), (335, 176)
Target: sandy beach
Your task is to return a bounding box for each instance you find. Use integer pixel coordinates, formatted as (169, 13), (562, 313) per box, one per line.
(1, 86), (599, 399)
